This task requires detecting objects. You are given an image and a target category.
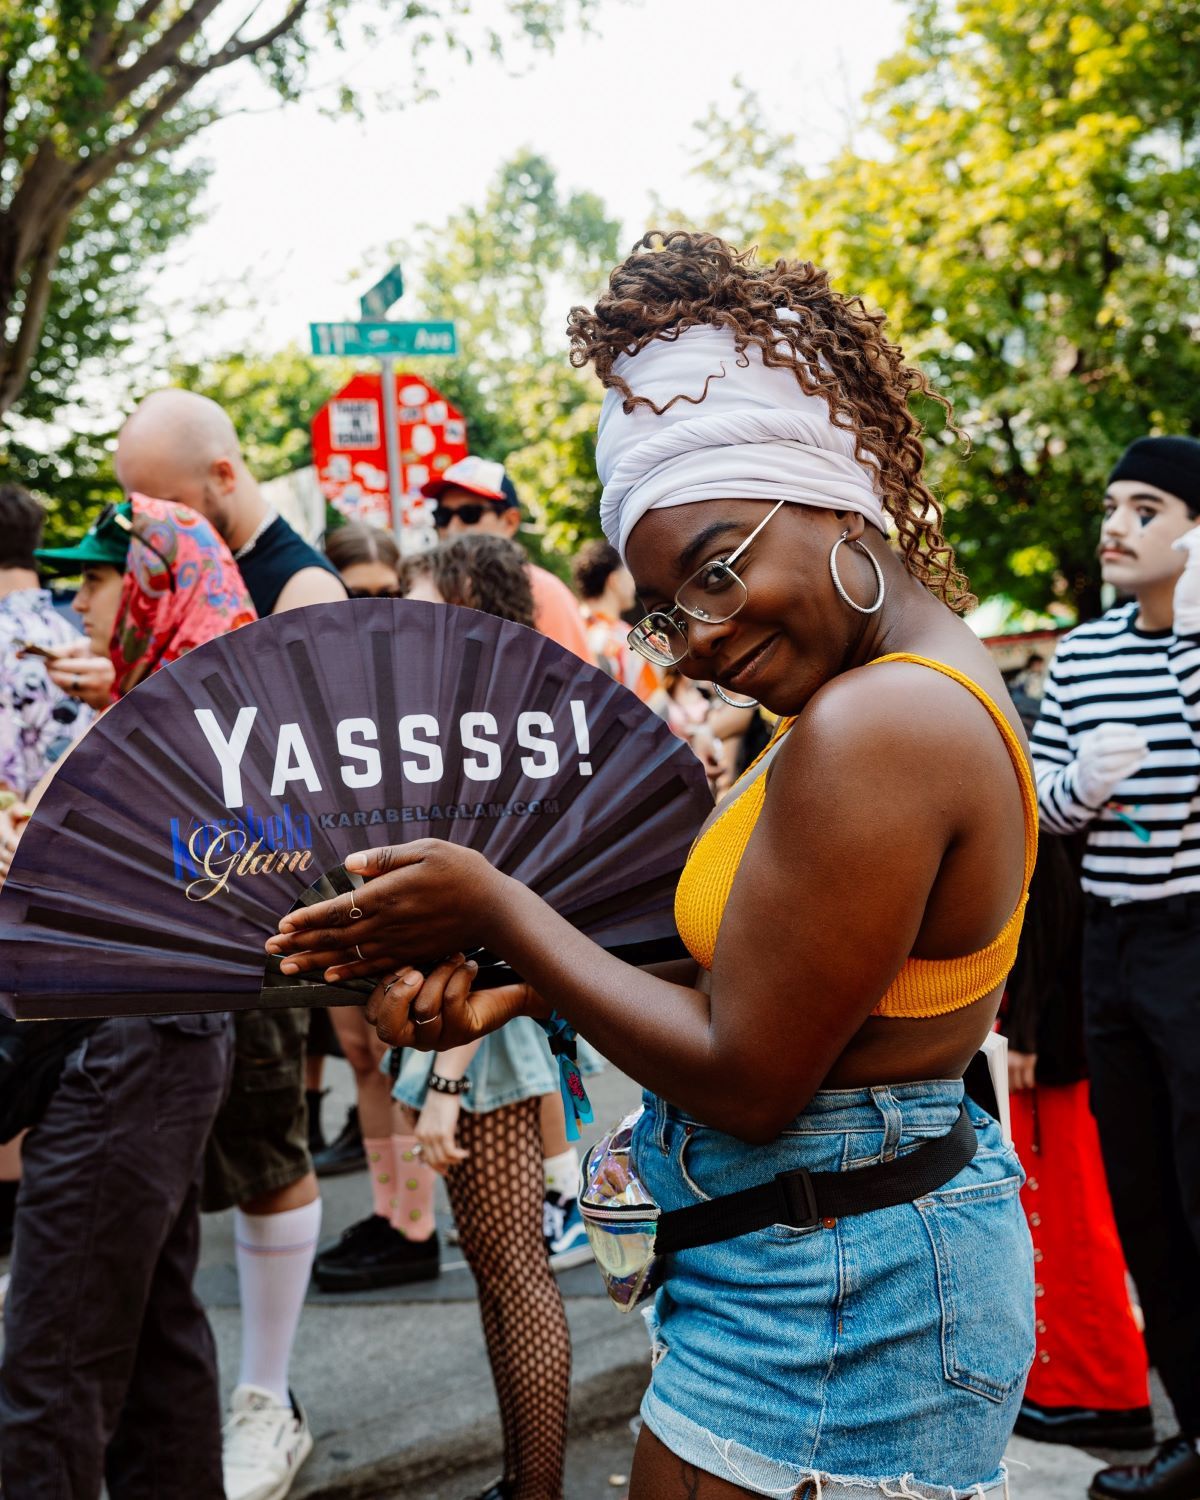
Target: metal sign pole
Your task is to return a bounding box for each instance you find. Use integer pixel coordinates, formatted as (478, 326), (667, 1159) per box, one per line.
(380, 357), (404, 546)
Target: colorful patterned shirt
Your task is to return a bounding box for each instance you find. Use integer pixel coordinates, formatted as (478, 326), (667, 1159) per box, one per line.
(0, 588), (92, 799)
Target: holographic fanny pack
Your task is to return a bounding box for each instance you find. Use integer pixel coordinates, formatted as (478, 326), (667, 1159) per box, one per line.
(578, 1102), (979, 1314)
(578, 1108), (661, 1312)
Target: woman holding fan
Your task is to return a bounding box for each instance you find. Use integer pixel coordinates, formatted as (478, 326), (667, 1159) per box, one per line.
(269, 234), (1037, 1500)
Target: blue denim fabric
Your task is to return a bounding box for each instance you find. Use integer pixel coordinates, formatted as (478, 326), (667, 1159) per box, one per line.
(631, 1081), (1034, 1497)
(392, 1018), (603, 1116)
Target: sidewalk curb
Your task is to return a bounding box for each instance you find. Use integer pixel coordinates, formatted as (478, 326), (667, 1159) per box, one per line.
(296, 1357), (646, 1499)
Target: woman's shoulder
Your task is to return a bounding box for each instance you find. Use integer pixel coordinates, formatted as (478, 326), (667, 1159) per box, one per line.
(776, 640), (1021, 810)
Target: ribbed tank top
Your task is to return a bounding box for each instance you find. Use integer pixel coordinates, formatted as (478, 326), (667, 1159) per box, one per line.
(673, 654), (1039, 1018)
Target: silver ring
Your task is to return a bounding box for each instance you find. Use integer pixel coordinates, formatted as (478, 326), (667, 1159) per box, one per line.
(354, 944), (364, 961)
(411, 1013), (438, 1027)
(384, 975), (400, 995)
(411, 1143), (423, 1155)
(348, 902), (363, 920)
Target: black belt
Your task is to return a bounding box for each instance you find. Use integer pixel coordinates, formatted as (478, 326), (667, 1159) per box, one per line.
(654, 1104), (977, 1254)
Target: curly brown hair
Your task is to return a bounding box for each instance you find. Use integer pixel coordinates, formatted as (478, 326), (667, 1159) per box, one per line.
(567, 230), (973, 611)
(403, 534), (536, 629)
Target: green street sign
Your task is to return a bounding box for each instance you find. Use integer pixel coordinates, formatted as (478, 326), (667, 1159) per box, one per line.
(360, 265), (405, 320)
(309, 320), (457, 358)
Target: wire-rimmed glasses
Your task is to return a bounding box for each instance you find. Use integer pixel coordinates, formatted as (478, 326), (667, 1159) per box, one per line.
(626, 500), (786, 667)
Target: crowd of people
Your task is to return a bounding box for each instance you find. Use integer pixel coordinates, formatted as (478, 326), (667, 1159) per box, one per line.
(0, 230), (1197, 1500)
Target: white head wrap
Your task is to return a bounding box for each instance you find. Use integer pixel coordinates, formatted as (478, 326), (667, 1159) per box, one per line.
(595, 322), (888, 562)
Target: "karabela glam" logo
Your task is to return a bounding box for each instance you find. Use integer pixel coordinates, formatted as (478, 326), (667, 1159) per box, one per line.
(169, 804), (313, 903)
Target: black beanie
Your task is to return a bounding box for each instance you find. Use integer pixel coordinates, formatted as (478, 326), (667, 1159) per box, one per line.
(1108, 436), (1200, 516)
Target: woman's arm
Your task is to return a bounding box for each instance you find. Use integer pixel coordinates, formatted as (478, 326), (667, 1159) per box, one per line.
(278, 673), (965, 1141)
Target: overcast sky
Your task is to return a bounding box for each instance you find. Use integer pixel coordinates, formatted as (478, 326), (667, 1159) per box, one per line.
(156, 0), (906, 358)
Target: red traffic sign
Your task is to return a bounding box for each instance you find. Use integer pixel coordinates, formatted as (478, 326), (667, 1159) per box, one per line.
(311, 372), (469, 531)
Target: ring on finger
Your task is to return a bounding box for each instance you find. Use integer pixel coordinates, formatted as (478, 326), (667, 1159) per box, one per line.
(354, 944), (364, 961)
(411, 1012), (438, 1027)
(349, 902), (363, 920)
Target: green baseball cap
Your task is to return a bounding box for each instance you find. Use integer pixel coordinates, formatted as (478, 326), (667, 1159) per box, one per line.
(35, 502), (132, 577)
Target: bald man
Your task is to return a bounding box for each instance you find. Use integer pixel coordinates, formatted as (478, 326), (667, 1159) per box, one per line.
(117, 389), (343, 615)
(117, 391), (345, 1500)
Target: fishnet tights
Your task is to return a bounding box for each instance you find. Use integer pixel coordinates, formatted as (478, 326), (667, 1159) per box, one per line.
(447, 1097), (571, 1500)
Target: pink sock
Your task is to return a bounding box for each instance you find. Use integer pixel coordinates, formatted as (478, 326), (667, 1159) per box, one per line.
(391, 1133), (436, 1241)
(363, 1137), (395, 1222)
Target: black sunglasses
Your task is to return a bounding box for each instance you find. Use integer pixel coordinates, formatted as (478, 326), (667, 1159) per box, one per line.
(347, 586), (403, 599)
(433, 500), (512, 530)
(98, 503), (176, 593)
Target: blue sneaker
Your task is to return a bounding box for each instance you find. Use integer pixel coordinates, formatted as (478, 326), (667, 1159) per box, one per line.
(543, 1191), (592, 1272)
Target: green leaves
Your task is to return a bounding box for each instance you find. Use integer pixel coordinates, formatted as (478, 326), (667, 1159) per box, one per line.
(704, 0), (1200, 618)
(390, 149), (620, 563)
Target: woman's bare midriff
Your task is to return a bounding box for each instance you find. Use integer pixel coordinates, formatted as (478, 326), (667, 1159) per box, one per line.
(822, 987), (1003, 1090)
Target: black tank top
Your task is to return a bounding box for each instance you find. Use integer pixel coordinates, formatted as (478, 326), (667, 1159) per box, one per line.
(236, 515), (342, 616)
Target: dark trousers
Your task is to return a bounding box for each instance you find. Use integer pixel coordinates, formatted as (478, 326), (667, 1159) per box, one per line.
(0, 1014), (232, 1499)
(1083, 895), (1200, 1437)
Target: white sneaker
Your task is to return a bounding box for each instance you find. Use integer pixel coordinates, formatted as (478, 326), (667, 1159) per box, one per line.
(222, 1384), (313, 1500)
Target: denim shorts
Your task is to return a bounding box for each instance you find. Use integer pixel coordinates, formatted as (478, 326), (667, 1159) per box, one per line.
(631, 1080), (1035, 1498)
(392, 1017), (603, 1115)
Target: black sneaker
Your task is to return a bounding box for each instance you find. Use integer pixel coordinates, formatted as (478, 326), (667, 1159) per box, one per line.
(315, 1213), (392, 1267)
(312, 1105), (365, 1177)
(1016, 1400), (1155, 1450)
(1090, 1436), (1200, 1500)
(313, 1214), (440, 1290)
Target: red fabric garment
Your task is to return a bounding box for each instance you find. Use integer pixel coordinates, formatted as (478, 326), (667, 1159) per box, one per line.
(108, 495), (256, 697)
(1012, 1079), (1149, 1409)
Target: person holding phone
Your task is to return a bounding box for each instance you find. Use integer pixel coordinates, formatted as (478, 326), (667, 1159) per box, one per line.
(0, 484), (93, 802)
(0, 495), (252, 1500)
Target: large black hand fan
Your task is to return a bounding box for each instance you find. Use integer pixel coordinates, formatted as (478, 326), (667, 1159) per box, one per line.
(0, 600), (712, 1020)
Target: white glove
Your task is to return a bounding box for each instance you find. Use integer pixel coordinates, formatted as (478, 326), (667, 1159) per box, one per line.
(1074, 723), (1150, 809)
(1172, 526), (1200, 637)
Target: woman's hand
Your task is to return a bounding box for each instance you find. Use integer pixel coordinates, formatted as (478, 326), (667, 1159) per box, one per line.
(1007, 1049), (1037, 1093)
(44, 641), (114, 710)
(414, 1090), (469, 1175)
(365, 955), (535, 1052)
(265, 839), (508, 982)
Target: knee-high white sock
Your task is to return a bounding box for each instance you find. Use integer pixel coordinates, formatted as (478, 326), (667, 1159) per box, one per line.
(233, 1199), (322, 1406)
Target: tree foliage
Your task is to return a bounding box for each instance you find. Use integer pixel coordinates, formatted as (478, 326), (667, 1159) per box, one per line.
(400, 149), (622, 563)
(0, 137), (210, 540)
(698, 0), (1200, 617)
(0, 0), (599, 422)
(166, 346), (355, 482)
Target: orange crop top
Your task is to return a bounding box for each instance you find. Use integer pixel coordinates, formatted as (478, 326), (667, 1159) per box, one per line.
(673, 654), (1039, 1018)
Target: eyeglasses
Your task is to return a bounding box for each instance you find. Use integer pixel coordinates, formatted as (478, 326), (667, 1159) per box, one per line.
(433, 500), (512, 530)
(627, 500), (786, 667)
(98, 503), (176, 593)
(347, 586), (402, 599)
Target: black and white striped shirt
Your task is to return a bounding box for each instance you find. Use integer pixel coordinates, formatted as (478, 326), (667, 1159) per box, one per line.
(1031, 602), (1200, 901)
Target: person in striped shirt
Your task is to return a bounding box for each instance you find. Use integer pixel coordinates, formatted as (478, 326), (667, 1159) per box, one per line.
(1031, 435), (1200, 1500)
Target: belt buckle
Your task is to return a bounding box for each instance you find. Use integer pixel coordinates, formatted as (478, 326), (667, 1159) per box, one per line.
(775, 1166), (819, 1230)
